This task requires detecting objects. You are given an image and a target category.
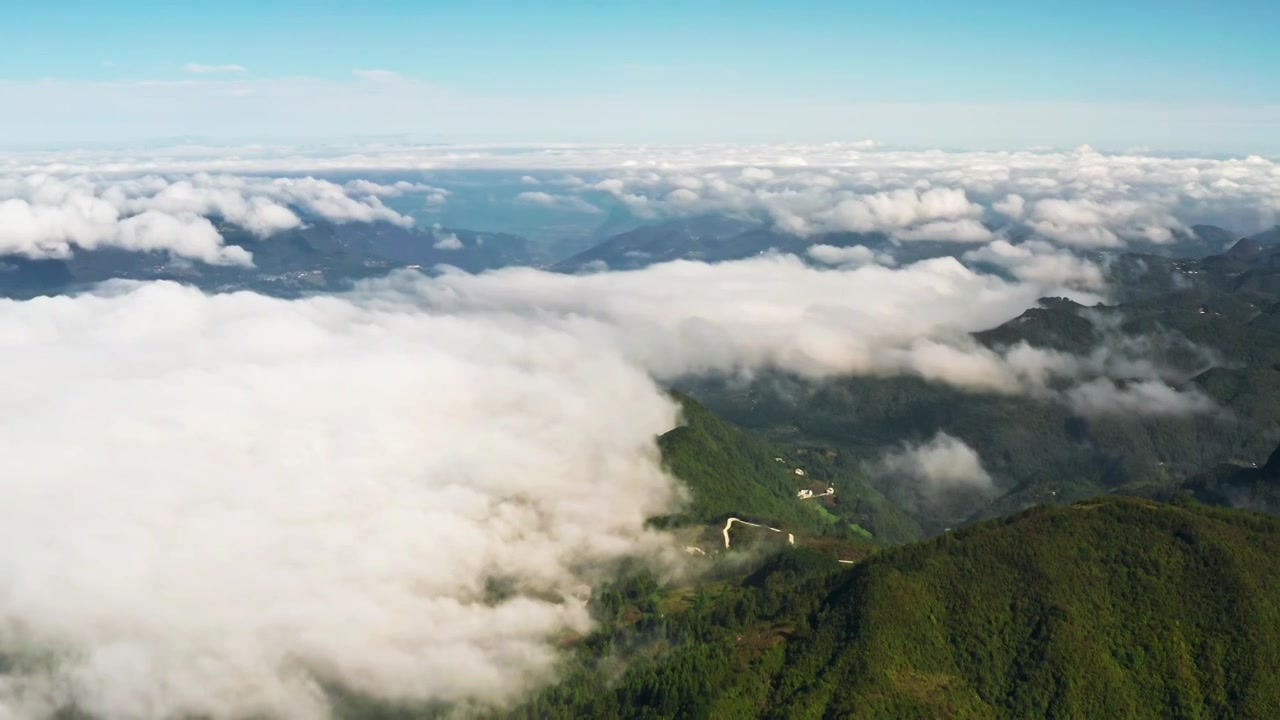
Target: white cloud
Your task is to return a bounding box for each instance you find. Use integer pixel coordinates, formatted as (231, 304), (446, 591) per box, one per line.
(0, 197), (250, 266)
(433, 232), (463, 250)
(515, 191), (602, 214)
(876, 432), (994, 492)
(805, 244), (896, 268)
(1063, 378), (1218, 416)
(0, 173), (426, 264)
(992, 194), (1026, 220)
(892, 218), (994, 243)
(183, 63), (247, 74)
(350, 69), (403, 81)
(964, 239), (1105, 290)
(377, 254), (1094, 388)
(6, 143), (1279, 242)
(0, 207), (1227, 717)
(0, 281), (682, 719)
(820, 187), (983, 234)
(1026, 197), (1184, 248)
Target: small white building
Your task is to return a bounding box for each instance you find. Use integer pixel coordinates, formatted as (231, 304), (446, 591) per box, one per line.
(794, 468), (806, 476)
(797, 489), (814, 499)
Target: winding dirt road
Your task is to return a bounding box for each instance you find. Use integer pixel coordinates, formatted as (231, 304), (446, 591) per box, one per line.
(722, 517), (795, 549)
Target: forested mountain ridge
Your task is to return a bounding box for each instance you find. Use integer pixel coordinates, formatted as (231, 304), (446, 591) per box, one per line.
(0, 219), (540, 299)
(343, 496), (1280, 719)
(682, 236), (1280, 536)
(657, 392), (922, 546)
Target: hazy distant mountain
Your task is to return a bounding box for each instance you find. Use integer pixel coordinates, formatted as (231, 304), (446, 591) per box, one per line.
(0, 219), (541, 299)
(557, 217), (1241, 274)
(1250, 225), (1280, 246)
(553, 215), (769, 272)
(1172, 444), (1280, 514)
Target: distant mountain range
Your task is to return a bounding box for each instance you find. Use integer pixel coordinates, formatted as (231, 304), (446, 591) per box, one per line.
(4, 210), (1279, 300)
(0, 219), (543, 299)
(556, 216), (1277, 274)
(682, 234), (1280, 535)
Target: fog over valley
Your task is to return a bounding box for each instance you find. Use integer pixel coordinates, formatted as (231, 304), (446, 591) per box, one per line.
(6, 3), (1280, 716)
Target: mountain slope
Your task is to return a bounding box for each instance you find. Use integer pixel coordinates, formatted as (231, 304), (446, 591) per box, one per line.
(1176, 444), (1280, 513)
(0, 219), (540, 299)
(658, 393), (920, 544)
(488, 497), (1280, 720)
(552, 215), (773, 272)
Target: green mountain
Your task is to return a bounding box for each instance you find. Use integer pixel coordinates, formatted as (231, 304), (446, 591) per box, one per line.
(484, 497), (1280, 720)
(1171, 444), (1280, 514)
(681, 237), (1280, 536)
(657, 392), (921, 545)
(0, 219), (540, 299)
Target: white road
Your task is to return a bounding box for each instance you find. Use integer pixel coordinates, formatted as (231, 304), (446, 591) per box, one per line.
(722, 517), (795, 549)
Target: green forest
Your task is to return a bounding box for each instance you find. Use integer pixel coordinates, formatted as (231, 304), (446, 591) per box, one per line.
(337, 497), (1280, 720)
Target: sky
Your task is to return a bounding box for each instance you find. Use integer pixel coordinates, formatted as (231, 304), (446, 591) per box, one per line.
(2, 1), (1279, 151)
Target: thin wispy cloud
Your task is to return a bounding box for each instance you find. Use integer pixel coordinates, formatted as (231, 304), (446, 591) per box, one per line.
(621, 63), (671, 73)
(184, 63), (247, 74)
(351, 69), (403, 81)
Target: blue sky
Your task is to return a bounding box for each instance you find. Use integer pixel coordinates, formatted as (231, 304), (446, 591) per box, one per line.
(2, 0), (1278, 150)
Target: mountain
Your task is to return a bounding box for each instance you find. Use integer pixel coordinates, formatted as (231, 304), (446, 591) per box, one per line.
(1227, 236), (1267, 259)
(552, 215), (775, 272)
(1189, 224), (1239, 253)
(556, 217), (1239, 276)
(1250, 226), (1280, 247)
(1173, 444), (1280, 514)
(356, 497), (1280, 720)
(683, 236), (1280, 536)
(0, 219), (541, 299)
(657, 392), (921, 545)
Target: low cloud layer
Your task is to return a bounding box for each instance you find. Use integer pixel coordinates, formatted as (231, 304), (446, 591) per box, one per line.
(876, 432), (995, 493)
(0, 142), (1244, 717)
(0, 173), (439, 264)
(0, 250), (1219, 718)
(377, 254), (1067, 385)
(1064, 378), (1218, 416)
(375, 256), (1211, 415)
(4, 144), (1276, 262)
(0, 282), (682, 719)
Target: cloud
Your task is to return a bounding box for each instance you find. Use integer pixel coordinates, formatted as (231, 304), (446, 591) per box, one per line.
(350, 69), (403, 82)
(433, 232), (463, 250)
(374, 254), (1094, 388)
(1063, 378), (1218, 416)
(964, 239), (1105, 290)
(183, 63), (247, 74)
(805, 244), (896, 268)
(892, 218), (994, 243)
(821, 188), (983, 234)
(373, 255), (1216, 415)
(876, 432), (994, 492)
(992, 194), (1026, 220)
(0, 281), (683, 719)
(0, 211), (1227, 717)
(0, 197), (250, 266)
(1026, 197), (1185, 248)
(515, 191), (602, 214)
(0, 173), (427, 264)
(6, 144), (1278, 242)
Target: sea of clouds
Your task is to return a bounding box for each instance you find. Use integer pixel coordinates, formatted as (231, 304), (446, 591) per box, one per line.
(0, 142), (1269, 718)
